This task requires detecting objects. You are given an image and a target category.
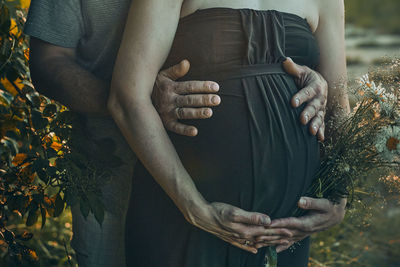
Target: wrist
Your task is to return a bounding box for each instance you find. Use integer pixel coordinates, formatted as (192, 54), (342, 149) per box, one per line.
(177, 193), (211, 226)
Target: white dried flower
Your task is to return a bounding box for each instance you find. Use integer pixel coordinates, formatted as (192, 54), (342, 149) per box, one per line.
(359, 74), (396, 116)
(375, 125), (400, 161)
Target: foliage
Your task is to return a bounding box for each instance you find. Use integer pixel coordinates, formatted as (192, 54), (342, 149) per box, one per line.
(0, 0), (108, 265)
(346, 0), (400, 34)
(307, 62), (400, 267)
(310, 173), (400, 266)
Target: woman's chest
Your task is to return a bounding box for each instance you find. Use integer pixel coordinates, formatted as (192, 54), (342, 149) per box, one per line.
(181, 0), (319, 31)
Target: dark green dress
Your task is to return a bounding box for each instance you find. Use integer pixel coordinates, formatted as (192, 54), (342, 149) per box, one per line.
(125, 8), (320, 267)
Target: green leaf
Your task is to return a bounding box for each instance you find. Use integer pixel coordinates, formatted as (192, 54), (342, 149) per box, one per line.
(64, 190), (78, 207)
(15, 231), (33, 241)
(32, 158), (49, 172)
(31, 109), (48, 130)
(79, 198), (90, 219)
(32, 193), (44, 204)
(1, 137), (19, 156)
(40, 205), (46, 229)
(55, 110), (74, 125)
(0, 89), (14, 105)
(54, 193), (64, 217)
(25, 93), (41, 108)
(36, 169), (48, 183)
(5, 130), (19, 140)
(47, 166), (57, 177)
(26, 207), (39, 226)
(88, 192), (104, 226)
(32, 158), (49, 183)
(2, 229), (15, 244)
(0, 5), (11, 33)
(265, 246), (278, 267)
(5, 68), (20, 84)
(46, 147), (58, 159)
(42, 104), (57, 117)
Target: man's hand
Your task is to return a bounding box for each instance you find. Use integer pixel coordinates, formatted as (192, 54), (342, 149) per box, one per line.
(187, 202), (293, 254)
(283, 58), (328, 141)
(265, 197), (346, 253)
(152, 60), (221, 137)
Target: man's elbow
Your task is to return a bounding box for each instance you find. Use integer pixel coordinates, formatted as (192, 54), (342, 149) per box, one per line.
(28, 37), (76, 97)
(29, 59), (48, 96)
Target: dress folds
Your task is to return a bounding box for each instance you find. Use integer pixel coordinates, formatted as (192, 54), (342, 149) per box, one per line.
(126, 8), (320, 267)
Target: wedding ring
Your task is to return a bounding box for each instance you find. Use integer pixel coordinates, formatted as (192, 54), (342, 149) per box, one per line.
(175, 107), (182, 119)
(244, 240), (251, 246)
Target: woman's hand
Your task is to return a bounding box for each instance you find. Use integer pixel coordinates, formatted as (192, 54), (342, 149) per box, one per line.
(185, 202), (293, 254)
(263, 197), (346, 252)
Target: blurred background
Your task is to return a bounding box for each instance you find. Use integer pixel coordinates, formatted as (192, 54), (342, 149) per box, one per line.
(0, 0), (399, 266)
(312, 1), (400, 266)
(345, 0), (400, 81)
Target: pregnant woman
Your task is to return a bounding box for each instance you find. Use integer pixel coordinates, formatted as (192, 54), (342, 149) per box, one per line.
(108, 0), (350, 266)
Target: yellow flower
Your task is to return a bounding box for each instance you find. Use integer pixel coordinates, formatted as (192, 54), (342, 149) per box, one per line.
(20, 0), (31, 9)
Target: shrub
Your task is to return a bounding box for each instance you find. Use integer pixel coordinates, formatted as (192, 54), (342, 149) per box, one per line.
(1, 1), (106, 265)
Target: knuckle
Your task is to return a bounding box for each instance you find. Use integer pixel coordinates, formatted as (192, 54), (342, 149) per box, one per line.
(175, 96), (183, 106)
(303, 224), (313, 232)
(310, 104), (318, 113)
(186, 96), (194, 106)
(228, 209), (239, 221)
(164, 82), (174, 92)
(319, 96), (326, 105)
(241, 231), (252, 240)
(188, 82), (195, 92)
(315, 85), (322, 94)
(206, 94), (213, 104)
(168, 123), (178, 133)
(250, 214), (260, 224)
(177, 108), (185, 119)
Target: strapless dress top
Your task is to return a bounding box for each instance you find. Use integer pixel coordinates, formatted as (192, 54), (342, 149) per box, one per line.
(164, 7), (320, 81)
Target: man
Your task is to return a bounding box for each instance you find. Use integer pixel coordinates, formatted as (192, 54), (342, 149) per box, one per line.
(24, 0), (345, 266)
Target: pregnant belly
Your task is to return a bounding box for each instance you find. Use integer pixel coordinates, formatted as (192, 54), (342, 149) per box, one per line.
(169, 74), (320, 218)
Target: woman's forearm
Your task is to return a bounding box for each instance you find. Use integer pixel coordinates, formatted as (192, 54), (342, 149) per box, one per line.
(108, 95), (207, 219)
(107, 0), (209, 221)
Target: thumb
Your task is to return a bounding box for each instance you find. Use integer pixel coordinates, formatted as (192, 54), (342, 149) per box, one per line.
(160, 59), (191, 81)
(230, 209), (271, 226)
(282, 57), (303, 79)
(298, 197), (331, 211)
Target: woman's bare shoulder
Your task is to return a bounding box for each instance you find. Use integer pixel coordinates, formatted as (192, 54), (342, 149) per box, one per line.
(316, 0), (344, 19)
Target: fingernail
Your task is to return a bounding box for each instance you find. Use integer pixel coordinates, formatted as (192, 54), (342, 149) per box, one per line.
(295, 98), (300, 107)
(204, 109), (212, 117)
(304, 114), (309, 123)
(313, 125), (318, 133)
(299, 198), (306, 207)
(212, 96), (220, 105)
(262, 216), (271, 225)
(211, 83), (219, 91)
(189, 128), (198, 136)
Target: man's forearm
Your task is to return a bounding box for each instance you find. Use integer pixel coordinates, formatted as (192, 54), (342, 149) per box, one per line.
(30, 55), (109, 116)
